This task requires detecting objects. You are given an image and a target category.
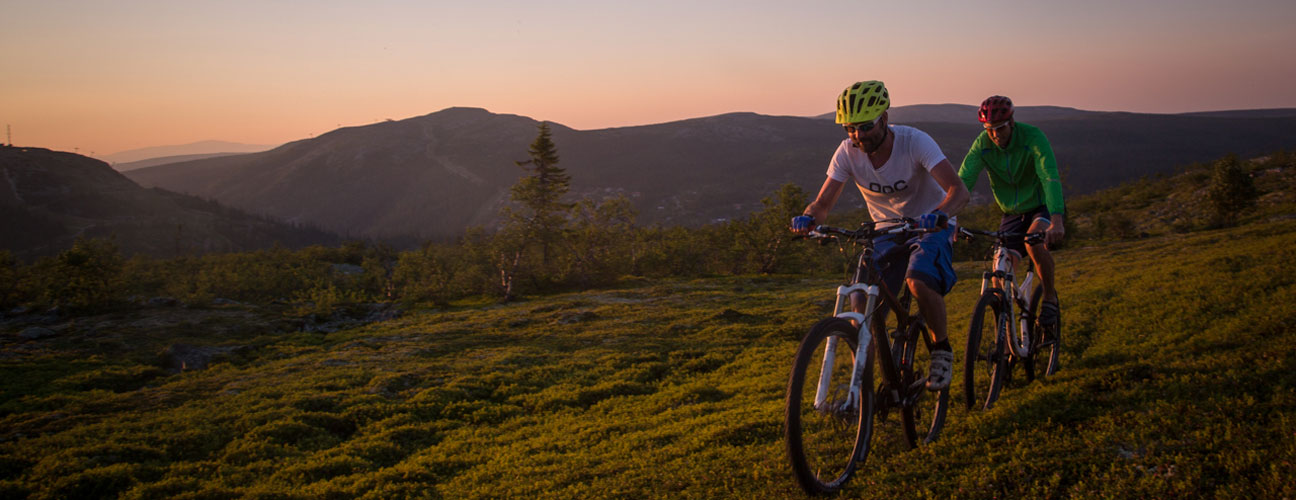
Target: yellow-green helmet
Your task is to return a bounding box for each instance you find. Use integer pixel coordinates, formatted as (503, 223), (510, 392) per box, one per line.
(836, 80), (890, 124)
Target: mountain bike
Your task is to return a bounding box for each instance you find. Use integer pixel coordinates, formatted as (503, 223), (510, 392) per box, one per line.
(784, 218), (950, 495)
(958, 227), (1062, 411)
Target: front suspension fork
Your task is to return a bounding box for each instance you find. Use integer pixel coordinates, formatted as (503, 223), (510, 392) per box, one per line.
(814, 284), (877, 411)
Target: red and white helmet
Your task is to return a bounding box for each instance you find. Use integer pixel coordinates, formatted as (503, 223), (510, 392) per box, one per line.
(978, 95), (1014, 124)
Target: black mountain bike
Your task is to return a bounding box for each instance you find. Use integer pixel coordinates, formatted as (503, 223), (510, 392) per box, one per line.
(959, 227), (1062, 411)
(784, 218), (950, 495)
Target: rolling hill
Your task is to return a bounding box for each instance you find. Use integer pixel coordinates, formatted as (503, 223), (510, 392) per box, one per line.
(124, 106), (1296, 241)
(112, 153), (252, 172)
(101, 141), (275, 168)
(0, 145), (339, 258)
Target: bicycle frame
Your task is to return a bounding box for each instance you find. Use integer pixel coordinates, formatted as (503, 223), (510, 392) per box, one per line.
(786, 218), (951, 494)
(813, 226), (918, 415)
(972, 230), (1042, 359)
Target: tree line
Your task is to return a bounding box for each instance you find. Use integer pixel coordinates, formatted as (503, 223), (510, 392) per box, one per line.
(0, 126), (1275, 315)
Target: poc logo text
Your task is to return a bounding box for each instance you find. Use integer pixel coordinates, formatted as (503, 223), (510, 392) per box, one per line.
(867, 180), (908, 194)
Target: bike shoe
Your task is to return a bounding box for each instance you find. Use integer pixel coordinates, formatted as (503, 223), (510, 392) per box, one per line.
(926, 349), (953, 391)
(1039, 301), (1060, 339)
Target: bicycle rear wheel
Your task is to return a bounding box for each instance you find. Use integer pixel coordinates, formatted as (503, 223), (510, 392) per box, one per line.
(1025, 286), (1061, 379)
(854, 314), (923, 465)
(899, 320), (949, 445)
(785, 318), (874, 495)
(963, 291), (1009, 410)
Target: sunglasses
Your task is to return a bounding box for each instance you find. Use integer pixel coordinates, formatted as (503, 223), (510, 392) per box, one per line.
(843, 116), (882, 134)
(984, 120), (1011, 132)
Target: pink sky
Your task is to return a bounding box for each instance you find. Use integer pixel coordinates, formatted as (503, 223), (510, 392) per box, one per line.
(3, 1), (1294, 157)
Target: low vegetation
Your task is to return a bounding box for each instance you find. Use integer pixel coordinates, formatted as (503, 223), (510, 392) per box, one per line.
(0, 150), (1291, 498)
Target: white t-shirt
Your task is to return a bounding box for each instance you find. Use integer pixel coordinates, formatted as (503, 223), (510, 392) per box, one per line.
(826, 125), (949, 224)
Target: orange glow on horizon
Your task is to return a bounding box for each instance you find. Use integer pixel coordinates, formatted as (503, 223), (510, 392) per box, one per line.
(2, 1), (1293, 157)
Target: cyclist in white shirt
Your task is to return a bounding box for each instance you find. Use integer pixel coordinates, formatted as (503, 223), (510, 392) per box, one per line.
(790, 80), (969, 391)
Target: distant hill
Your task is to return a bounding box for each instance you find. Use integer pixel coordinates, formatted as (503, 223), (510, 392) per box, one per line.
(113, 152), (251, 172)
(129, 108), (552, 241)
(0, 145), (339, 259)
(125, 106), (1296, 241)
(102, 140), (274, 167)
(1176, 108), (1296, 118)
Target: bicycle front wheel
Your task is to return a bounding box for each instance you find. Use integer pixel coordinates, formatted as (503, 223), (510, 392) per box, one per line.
(785, 317), (874, 495)
(964, 291), (1009, 410)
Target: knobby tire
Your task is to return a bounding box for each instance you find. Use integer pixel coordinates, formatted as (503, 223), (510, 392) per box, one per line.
(964, 291), (1009, 410)
(1025, 285), (1061, 379)
(785, 318), (874, 495)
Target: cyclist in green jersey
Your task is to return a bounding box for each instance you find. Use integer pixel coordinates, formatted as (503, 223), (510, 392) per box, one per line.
(958, 96), (1064, 329)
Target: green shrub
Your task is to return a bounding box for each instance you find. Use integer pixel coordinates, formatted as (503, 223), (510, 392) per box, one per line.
(55, 365), (167, 393)
(219, 440), (293, 466)
(370, 422), (444, 452)
(391, 243), (460, 306)
(273, 454), (369, 485)
(1095, 211), (1138, 239)
(117, 477), (207, 500)
(48, 463), (158, 500)
(27, 238), (125, 311)
(246, 421), (336, 451)
(1206, 153), (1258, 226)
(341, 440), (406, 468)
(159, 427), (231, 461)
(292, 284), (369, 318)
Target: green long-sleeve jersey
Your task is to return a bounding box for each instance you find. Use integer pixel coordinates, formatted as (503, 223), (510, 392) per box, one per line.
(958, 122), (1065, 215)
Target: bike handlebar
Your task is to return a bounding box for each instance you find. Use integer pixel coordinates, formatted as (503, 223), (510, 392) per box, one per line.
(957, 226), (1046, 245)
(805, 217), (944, 242)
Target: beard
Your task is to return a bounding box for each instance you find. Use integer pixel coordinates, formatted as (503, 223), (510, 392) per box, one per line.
(857, 129), (886, 154)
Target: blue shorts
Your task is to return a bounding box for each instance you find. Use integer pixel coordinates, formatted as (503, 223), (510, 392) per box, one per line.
(871, 226), (958, 296)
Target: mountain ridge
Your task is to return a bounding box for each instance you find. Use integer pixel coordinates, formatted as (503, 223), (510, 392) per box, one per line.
(101, 140), (275, 166)
(121, 106), (1296, 241)
(0, 145), (339, 258)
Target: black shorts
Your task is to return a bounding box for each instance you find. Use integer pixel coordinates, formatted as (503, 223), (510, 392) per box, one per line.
(999, 205), (1051, 256)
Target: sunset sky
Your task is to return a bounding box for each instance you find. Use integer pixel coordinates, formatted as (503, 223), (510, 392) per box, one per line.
(3, 0), (1295, 157)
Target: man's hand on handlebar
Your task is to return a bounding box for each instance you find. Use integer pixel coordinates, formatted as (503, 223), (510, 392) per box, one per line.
(790, 215), (815, 235)
(1045, 219), (1066, 246)
(917, 210), (948, 231)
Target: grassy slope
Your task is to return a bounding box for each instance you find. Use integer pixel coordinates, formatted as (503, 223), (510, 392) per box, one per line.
(2, 158), (1295, 498)
(2, 218), (1294, 499)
